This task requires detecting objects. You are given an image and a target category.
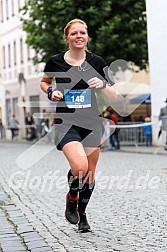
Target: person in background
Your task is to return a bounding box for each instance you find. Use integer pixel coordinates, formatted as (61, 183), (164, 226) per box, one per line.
(159, 98), (167, 120)
(0, 119), (4, 139)
(25, 112), (36, 140)
(143, 117), (152, 147)
(107, 107), (120, 150)
(158, 98), (167, 138)
(158, 98), (167, 149)
(9, 115), (19, 140)
(40, 109), (50, 137)
(36, 109), (50, 138)
(100, 106), (110, 149)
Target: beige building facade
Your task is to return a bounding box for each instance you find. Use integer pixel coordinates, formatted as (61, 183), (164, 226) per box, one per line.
(0, 0), (51, 138)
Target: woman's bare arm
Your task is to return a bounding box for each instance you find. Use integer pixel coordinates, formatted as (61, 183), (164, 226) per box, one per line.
(40, 73), (52, 93)
(40, 73), (63, 101)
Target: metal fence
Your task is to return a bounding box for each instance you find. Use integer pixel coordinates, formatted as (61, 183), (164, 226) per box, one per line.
(119, 122), (145, 146)
(108, 122), (146, 147)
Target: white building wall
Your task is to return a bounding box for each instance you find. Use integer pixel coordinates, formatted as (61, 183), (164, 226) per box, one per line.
(146, 0), (167, 146)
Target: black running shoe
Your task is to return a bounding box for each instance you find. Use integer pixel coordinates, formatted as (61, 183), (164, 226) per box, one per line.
(78, 213), (91, 232)
(65, 194), (79, 224)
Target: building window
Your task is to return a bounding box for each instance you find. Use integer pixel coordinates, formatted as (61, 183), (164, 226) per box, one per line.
(27, 45), (31, 61)
(11, 0), (14, 16)
(6, 0), (9, 20)
(8, 44), (11, 67)
(13, 98), (18, 117)
(13, 40), (17, 65)
(29, 95), (40, 114)
(3, 46), (6, 69)
(6, 98), (11, 124)
(0, 0), (3, 22)
(20, 38), (24, 63)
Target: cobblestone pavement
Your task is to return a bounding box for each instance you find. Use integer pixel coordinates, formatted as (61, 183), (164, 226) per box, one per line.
(0, 142), (167, 252)
(0, 186), (53, 252)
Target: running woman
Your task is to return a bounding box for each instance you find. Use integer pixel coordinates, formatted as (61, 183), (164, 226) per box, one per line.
(40, 18), (116, 232)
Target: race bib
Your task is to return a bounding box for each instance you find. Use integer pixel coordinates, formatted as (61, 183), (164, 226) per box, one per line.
(64, 89), (91, 108)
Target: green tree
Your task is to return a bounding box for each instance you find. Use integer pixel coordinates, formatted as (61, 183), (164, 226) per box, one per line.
(20, 0), (148, 70)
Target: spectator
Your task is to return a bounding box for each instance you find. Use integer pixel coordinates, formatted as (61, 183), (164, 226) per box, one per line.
(25, 112), (36, 141)
(144, 117), (152, 147)
(158, 98), (167, 149)
(158, 98), (167, 138)
(8, 115), (19, 140)
(159, 98), (167, 120)
(0, 119), (4, 139)
(108, 107), (120, 149)
(40, 109), (49, 138)
(100, 107), (110, 149)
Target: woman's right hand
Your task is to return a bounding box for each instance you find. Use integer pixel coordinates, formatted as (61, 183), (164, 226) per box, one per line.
(51, 90), (63, 101)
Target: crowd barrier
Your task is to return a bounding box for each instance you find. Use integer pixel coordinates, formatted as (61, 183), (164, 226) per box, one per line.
(107, 122), (147, 147)
(1, 119), (167, 149)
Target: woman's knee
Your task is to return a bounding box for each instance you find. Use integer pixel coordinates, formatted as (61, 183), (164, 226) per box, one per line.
(71, 160), (88, 178)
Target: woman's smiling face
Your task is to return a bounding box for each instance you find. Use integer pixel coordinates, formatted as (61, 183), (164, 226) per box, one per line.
(66, 23), (89, 50)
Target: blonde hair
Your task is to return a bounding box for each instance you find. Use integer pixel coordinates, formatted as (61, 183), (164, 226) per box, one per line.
(64, 18), (89, 49)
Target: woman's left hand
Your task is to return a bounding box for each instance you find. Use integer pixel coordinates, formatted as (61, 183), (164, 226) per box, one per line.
(87, 77), (104, 89)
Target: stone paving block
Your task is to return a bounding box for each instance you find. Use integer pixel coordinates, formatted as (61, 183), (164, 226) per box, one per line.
(50, 247), (67, 252)
(0, 231), (15, 236)
(21, 232), (43, 242)
(9, 218), (29, 225)
(0, 236), (27, 251)
(30, 248), (53, 252)
(17, 224), (35, 234)
(25, 240), (50, 249)
(0, 234), (17, 240)
(8, 211), (25, 218)
(0, 247), (27, 252)
(3, 205), (18, 211)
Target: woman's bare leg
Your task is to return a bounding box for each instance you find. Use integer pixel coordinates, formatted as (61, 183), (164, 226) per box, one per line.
(63, 141), (89, 225)
(62, 141), (88, 178)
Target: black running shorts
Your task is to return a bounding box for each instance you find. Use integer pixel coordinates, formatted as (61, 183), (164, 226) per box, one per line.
(54, 124), (103, 151)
